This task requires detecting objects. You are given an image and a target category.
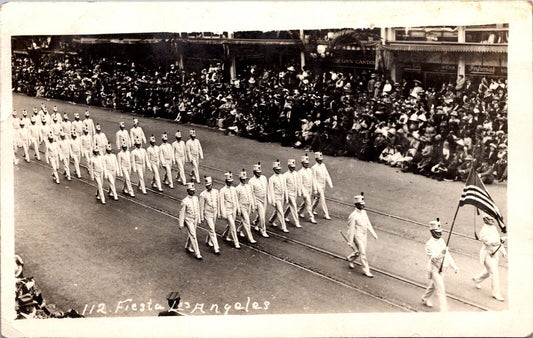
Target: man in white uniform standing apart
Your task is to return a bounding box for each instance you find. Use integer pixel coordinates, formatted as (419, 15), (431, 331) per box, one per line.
(346, 193), (378, 277)
(312, 151), (333, 220)
(421, 219), (459, 312)
(199, 176), (220, 255)
(268, 160), (289, 233)
(249, 162), (269, 238)
(179, 183), (202, 260)
(472, 214), (506, 301)
(185, 128), (203, 184)
(172, 130), (187, 185)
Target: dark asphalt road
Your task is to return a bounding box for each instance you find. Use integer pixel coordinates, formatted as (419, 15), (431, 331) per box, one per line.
(12, 94), (508, 317)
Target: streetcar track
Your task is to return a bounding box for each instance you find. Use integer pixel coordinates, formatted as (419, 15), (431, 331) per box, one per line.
(24, 157), (490, 312)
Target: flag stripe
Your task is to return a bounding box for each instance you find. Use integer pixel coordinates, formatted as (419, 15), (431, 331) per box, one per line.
(462, 185), (494, 202)
(460, 189), (501, 215)
(459, 194), (503, 220)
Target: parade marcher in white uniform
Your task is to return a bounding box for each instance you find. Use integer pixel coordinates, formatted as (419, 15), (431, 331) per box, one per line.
(9, 111), (20, 165)
(311, 152), (333, 220)
(185, 129), (203, 183)
(131, 137), (148, 195)
(21, 110), (31, 129)
(472, 214), (506, 301)
(103, 143), (120, 201)
(199, 176), (220, 255)
(69, 130), (82, 179)
(250, 162), (269, 238)
(16, 119), (31, 163)
(71, 113), (84, 136)
(159, 132), (175, 189)
(28, 116), (41, 161)
(346, 193), (378, 277)
(61, 113), (71, 139)
(57, 131), (72, 181)
(117, 141), (135, 197)
(268, 160), (289, 233)
(219, 172), (241, 249)
(93, 123), (108, 156)
(39, 105), (52, 126)
(421, 219), (459, 312)
(50, 114), (63, 139)
(51, 105), (61, 122)
(45, 132), (60, 184)
(83, 110), (96, 136)
(115, 121), (131, 150)
(297, 154), (317, 224)
(236, 169), (257, 244)
(31, 107), (42, 127)
(283, 159), (302, 228)
(39, 117), (53, 164)
(129, 118), (146, 146)
(146, 135), (163, 192)
(178, 183), (202, 260)
(89, 146), (106, 204)
(172, 130), (187, 185)
(80, 126), (93, 173)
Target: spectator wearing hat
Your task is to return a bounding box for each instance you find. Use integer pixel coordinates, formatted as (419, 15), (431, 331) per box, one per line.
(117, 140), (134, 197)
(82, 110), (96, 137)
(199, 176), (220, 254)
(179, 183), (202, 259)
(346, 193), (378, 278)
(283, 159), (302, 228)
(268, 160), (289, 233)
(172, 130), (187, 186)
(131, 137), (149, 195)
(235, 169), (257, 244)
(158, 291), (182, 316)
(80, 126), (93, 173)
(89, 146), (106, 204)
(185, 129), (204, 184)
(93, 123), (108, 156)
(219, 172), (241, 249)
(297, 154), (317, 224)
(146, 135), (163, 192)
(478, 159), (495, 185)
(115, 121), (131, 150)
(159, 132), (175, 189)
(129, 118), (146, 146)
(28, 116), (41, 161)
(472, 213), (506, 301)
(311, 152), (333, 220)
(103, 143), (120, 200)
(249, 162), (269, 238)
(45, 132), (61, 184)
(421, 219), (458, 312)
(57, 131), (72, 181)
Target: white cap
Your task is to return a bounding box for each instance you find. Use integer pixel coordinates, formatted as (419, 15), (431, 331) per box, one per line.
(150, 135), (156, 142)
(314, 152), (323, 160)
(95, 123), (101, 131)
(175, 130), (182, 138)
(204, 176), (213, 185)
(224, 171), (233, 181)
(162, 132), (168, 141)
(272, 160), (281, 169)
(133, 118), (138, 124)
(300, 154), (309, 163)
(253, 162), (261, 172)
(186, 182), (195, 191)
(239, 169), (247, 179)
(288, 159), (296, 167)
(354, 193), (365, 204)
(429, 219), (442, 232)
(190, 129), (196, 136)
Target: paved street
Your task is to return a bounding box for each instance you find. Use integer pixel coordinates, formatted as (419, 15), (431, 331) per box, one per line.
(12, 94), (508, 316)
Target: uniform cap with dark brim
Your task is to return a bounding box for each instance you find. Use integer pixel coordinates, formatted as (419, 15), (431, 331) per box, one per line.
(134, 137), (141, 145)
(239, 169), (247, 179)
(288, 159), (296, 167)
(175, 130), (182, 138)
(253, 162), (261, 172)
(186, 182), (195, 190)
(429, 219), (442, 232)
(300, 154), (309, 163)
(204, 176), (212, 185)
(354, 193), (365, 205)
(224, 171), (233, 181)
(272, 160), (281, 169)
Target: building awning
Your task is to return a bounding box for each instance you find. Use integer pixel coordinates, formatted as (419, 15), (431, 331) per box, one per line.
(174, 38), (300, 46)
(383, 42), (507, 53)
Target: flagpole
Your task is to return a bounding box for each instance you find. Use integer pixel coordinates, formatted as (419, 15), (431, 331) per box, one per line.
(439, 202), (461, 273)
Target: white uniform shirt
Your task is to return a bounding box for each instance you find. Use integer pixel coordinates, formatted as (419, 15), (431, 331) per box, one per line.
(268, 173), (287, 204)
(39, 124), (52, 142)
(159, 142), (174, 165)
(47, 141), (60, 158)
(51, 121), (63, 137)
(71, 120), (84, 135)
(347, 208), (377, 239)
(219, 185), (240, 217)
(179, 195), (200, 227)
(89, 154), (106, 175)
(185, 138), (203, 162)
(312, 162), (333, 191)
(478, 224), (505, 263)
(116, 129), (131, 149)
(199, 188), (219, 219)
(249, 175), (268, 204)
(29, 124), (41, 141)
(117, 150), (132, 171)
(103, 153), (119, 175)
(283, 170), (301, 198)
(69, 137), (82, 155)
(83, 118), (96, 135)
(93, 132), (108, 150)
(130, 126), (146, 145)
(131, 147), (148, 170)
(172, 140), (186, 161)
(61, 121), (72, 136)
(80, 134), (93, 152)
(146, 145), (160, 165)
(58, 138), (70, 159)
(236, 183), (254, 209)
(425, 237), (458, 272)
(16, 127), (30, 146)
(298, 167), (316, 196)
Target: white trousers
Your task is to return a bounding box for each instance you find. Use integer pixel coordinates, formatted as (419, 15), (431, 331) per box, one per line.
(312, 188), (330, 218)
(175, 157), (187, 185)
(204, 217), (220, 251)
(422, 266), (448, 312)
(148, 161), (162, 190)
(284, 195), (301, 226)
(237, 205), (255, 242)
(184, 220), (201, 256)
(473, 253), (502, 297)
(269, 198), (288, 231)
(298, 192), (315, 221)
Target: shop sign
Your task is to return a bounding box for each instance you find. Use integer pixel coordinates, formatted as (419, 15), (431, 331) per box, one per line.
(467, 65), (496, 75)
(421, 63), (457, 73)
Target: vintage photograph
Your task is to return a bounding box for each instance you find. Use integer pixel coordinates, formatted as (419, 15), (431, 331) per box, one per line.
(1, 2), (531, 337)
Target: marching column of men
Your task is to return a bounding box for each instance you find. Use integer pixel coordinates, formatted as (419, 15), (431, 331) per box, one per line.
(13, 107), (508, 312)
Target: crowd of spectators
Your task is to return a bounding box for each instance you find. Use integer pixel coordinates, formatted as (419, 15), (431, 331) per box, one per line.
(12, 51), (507, 183)
(15, 254), (84, 319)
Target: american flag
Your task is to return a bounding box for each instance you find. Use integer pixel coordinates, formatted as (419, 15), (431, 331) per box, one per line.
(459, 166), (506, 232)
